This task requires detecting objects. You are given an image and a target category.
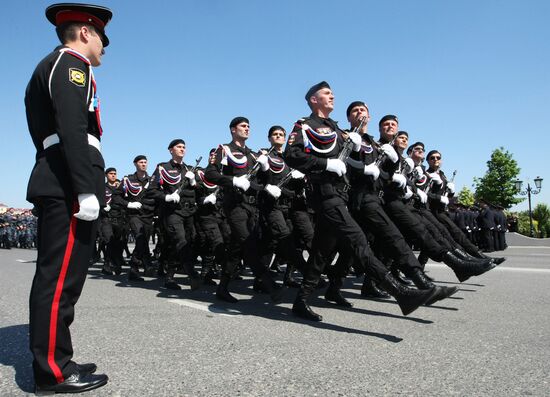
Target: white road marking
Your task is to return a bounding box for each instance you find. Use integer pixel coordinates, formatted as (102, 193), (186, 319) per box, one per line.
(426, 263), (550, 273)
(167, 299), (242, 316)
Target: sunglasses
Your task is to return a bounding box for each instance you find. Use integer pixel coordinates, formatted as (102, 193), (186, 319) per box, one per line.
(413, 148), (425, 152)
(429, 156), (441, 161)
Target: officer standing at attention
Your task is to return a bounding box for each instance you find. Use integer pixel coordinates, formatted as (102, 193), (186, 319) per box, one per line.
(25, 3), (112, 393)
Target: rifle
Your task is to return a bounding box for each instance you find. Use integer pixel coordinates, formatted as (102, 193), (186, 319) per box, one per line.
(443, 170), (457, 198)
(245, 146), (275, 180)
(176, 156), (202, 194)
(338, 116), (367, 186)
(374, 133), (398, 167)
(276, 168), (295, 189)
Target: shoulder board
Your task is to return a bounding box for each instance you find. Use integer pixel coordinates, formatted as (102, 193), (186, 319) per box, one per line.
(60, 48), (91, 65)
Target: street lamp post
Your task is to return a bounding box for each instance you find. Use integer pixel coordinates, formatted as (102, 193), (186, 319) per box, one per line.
(515, 177), (543, 237)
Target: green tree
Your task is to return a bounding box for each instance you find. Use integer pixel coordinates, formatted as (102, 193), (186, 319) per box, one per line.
(456, 186), (475, 207)
(532, 203), (550, 237)
(473, 147), (523, 209)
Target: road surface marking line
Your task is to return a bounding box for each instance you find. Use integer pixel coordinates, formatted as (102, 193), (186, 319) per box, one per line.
(427, 263), (550, 273)
(167, 299), (241, 316)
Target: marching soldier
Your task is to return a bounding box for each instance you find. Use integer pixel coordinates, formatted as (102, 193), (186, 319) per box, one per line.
(284, 82), (438, 321)
(99, 167), (125, 275)
(205, 117), (284, 303)
(148, 139), (201, 290)
(114, 155), (157, 280)
(25, 3), (111, 393)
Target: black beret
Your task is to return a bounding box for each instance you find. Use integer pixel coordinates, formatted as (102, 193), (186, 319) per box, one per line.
(379, 114), (398, 126)
(209, 148), (217, 155)
(168, 139), (185, 149)
(396, 130), (408, 138)
(133, 155), (147, 163)
(229, 117), (249, 129)
(407, 141), (425, 155)
(346, 101), (368, 117)
(46, 3), (113, 47)
(268, 125), (286, 138)
(426, 150), (441, 160)
(105, 167), (116, 174)
(305, 81), (330, 101)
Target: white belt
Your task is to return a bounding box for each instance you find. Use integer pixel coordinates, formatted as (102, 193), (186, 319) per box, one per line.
(43, 133), (101, 152)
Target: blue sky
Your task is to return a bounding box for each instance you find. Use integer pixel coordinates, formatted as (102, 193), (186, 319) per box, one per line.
(2, 0), (549, 210)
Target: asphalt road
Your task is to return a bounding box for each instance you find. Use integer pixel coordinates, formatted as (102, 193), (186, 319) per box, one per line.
(1, 246), (549, 396)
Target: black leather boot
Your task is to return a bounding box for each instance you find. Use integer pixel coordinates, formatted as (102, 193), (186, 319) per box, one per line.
(259, 274), (285, 303)
(216, 275), (238, 303)
(379, 272), (439, 316)
(409, 269), (458, 305)
(283, 264), (302, 288)
(443, 252), (496, 282)
(164, 269), (181, 290)
(101, 261), (113, 275)
(324, 278), (353, 308)
(361, 277), (390, 299)
(128, 263), (144, 281)
(391, 267), (412, 285)
(201, 260), (218, 286)
(292, 284), (322, 321)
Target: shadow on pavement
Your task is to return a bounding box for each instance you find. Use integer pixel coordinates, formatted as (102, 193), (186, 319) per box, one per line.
(87, 267), (427, 343)
(0, 323), (34, 393)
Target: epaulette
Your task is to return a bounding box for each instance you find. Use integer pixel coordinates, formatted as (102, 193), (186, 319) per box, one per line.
(60, 48), (91, 65)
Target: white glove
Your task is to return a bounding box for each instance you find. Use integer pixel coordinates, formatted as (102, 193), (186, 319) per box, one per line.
(416, 189), (428, 204)
(256, 154), (269, 171)
(233, 175), (250, 191)
(185, 171), (196, 186)
(104, 205), (111, 212)
(440, 196), (449, 205)
(265, 184), (282, 199)
(127, 201), (142, 210)
(414, 166), (424, 176)
(348, 132), (362, 152)
(404, 187), (413, 200)
(403, 158), (415, 174)
(326, 159), (347, 177)
(429, 173), (442, 185)
(447, 182), (455, 194)
(203, 193), (217, 205)
(165, 191), (181, 203)
(380, 144), (398, 163)
(363, 163), (380, 180)
(392, 173), (407, 188)
(291, 170), (305, 179)
(74, 193), (100, 221)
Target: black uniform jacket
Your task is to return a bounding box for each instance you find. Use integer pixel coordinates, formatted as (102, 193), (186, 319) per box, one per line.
(149, 160), (197, 217)
(114, 172), (156, 217)
(204, 141), (263, 195)
(25, 45), (105, 204)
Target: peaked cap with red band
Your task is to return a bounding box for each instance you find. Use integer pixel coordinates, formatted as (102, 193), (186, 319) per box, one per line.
(46, 3), (113, 47)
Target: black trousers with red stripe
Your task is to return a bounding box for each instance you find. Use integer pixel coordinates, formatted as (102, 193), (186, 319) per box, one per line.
(29, 196), (97, 386)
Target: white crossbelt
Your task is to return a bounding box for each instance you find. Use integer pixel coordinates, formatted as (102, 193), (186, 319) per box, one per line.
(43, 133), (101, 152)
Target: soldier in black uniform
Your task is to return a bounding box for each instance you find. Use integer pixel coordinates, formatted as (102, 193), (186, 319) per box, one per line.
(345, 104), (457, 297)
(25, 3), (111, 393)
(284, 82), (439, 322)
(149, 139), (201, 290)
(194, 149), (227, 286)
(256, 126), (309, 289)
(426, 151), (505, 264)
(205, 117), (284, 303)
(99, 167), (126, 275)
(114, 155), (156, 280)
